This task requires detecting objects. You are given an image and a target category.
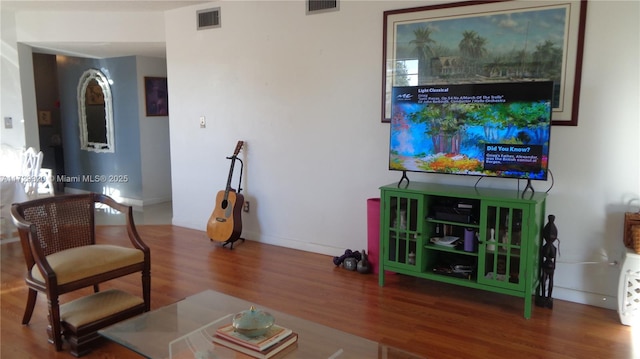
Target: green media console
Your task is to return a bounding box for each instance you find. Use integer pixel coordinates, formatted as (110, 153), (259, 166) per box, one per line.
(378, 182), (547, 318)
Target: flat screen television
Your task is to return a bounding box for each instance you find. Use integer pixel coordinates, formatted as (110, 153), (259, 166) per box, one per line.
(389, 81), (553, 181)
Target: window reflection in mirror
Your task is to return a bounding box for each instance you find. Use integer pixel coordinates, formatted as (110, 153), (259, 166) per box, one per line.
(78, 69), (114, 153)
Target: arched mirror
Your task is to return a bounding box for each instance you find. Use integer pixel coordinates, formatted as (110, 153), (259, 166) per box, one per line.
(78, 69), (114, 153)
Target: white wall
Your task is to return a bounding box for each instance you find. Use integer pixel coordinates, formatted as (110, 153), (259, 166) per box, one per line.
(544, 1), (640, 307)
(1, 8), (167, 148)
(0, 9), (25, 148)
(137, 56), (173, 205)
(165, 0), (639, 309)
(3, 0), (639, 310)
(166, 1), (401, 255)
(14, 10), (166, 45)
(0, 7), (36, 149)
(1, 9), (172, 206)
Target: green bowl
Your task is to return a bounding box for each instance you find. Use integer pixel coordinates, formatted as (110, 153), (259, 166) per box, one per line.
(232, 306), (275, 337)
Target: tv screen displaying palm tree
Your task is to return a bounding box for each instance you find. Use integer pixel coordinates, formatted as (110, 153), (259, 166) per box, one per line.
(389, 81), (553, 180)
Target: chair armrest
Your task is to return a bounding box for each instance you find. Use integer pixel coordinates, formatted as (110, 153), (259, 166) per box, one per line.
(10, 203), (32, 231)
(93, 194), (150, 256)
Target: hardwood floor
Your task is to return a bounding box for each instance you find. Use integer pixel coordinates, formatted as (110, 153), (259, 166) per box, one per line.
(1, 224), (636, 358)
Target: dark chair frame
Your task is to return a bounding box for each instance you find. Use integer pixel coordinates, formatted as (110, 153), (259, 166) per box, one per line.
(11, 193), (151, 351)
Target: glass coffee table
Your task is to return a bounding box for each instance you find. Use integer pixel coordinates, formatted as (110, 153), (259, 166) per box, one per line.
(99, 290), (422, 359)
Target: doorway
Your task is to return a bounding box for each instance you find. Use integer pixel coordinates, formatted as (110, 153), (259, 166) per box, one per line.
(32, 53), (65, 194)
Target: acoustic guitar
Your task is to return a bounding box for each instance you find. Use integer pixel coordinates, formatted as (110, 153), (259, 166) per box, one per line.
(207, 141), (245, 248)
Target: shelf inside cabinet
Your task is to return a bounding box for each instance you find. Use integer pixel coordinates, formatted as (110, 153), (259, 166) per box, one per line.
(426, 251), (477, 281)
(427, 271), (477, 282)
(390, 234), (419, 241)
(427, 218), (480, 228)
(425, 243), (478, 256)
(485, 247), (522, 257)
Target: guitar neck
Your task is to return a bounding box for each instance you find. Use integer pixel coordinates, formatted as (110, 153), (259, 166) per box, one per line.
(224, 157), (238, 192)
(223, 141), (244, 195)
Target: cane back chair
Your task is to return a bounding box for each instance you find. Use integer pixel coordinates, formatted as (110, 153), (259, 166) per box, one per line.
(11, 193), (151, 351)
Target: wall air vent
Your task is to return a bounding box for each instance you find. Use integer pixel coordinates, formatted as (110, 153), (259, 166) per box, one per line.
(197, 8), (221, 30)
(307, 0), (339, 15)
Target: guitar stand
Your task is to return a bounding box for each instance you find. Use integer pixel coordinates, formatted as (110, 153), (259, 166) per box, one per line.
(219, 156), (246, 250)
(209, 144), (246, 250)
(221, 237), (245, 250)
(234, 157), (244, 195)
(223, 157), (245, 250)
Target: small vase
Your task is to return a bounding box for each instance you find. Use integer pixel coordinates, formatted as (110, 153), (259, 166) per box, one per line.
(408, 251), (416, 265)
(399, 210), (407, 229)
(487, 228), (496, 252)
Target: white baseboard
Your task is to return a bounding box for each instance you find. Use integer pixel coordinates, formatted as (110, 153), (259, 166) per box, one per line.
(63, 188), (169, 209)
(140, 196), (172, 206)
(166, 221), (623, 312)
(170, 220), (344, 257)
(240, 230), (341, 257)
(240, 232), (621, 311)
(552, 286), (617, 310)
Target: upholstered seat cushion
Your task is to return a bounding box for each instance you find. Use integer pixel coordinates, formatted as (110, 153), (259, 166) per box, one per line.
(60, 289), (144, 328)
(31, 244), (144, 285)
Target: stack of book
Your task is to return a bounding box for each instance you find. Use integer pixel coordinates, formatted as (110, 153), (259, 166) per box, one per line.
(213, 323), (298, 359)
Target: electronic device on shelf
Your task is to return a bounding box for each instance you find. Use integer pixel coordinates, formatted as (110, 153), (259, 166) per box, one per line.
(389, 81), (553, 184)
(431, 198), (479, 224)
(433, 209), (474, 224)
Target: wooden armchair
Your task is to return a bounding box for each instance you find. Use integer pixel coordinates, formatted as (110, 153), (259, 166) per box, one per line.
(11, 193), (150, 351)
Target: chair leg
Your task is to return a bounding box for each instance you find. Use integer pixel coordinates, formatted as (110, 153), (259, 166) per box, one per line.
(142, 269), (151, 311)
(47, 296), (63, 351)
(93, 284), (100, 293)
(22, 288), (38, 324)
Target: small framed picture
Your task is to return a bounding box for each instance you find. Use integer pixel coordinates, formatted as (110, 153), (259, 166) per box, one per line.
(144, 77), (169, 116)
(38, 110), (52, 126)
(85, 83), (105, 105)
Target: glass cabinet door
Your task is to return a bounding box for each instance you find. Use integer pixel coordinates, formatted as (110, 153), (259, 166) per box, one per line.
(478, 202), (527, 290)
(383, 192), (424, 270)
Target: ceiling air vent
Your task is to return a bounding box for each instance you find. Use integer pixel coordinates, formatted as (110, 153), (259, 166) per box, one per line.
(307, 0), (339, 15)
(197, 8), (221, 30)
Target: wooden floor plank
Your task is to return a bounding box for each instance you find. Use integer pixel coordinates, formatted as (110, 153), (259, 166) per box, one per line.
(1, 224), (635, 358)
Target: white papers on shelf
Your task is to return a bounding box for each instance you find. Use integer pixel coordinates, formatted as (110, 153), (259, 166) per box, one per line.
(485, 272), (507, 281)
(430, 236), (460, 247)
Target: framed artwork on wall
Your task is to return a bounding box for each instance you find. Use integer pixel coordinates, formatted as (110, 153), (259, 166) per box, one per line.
(144, 77), (169, 117)
(85, 82), (105, 105)
(382, 0), (587, 126)
(38, 110), (52, 126)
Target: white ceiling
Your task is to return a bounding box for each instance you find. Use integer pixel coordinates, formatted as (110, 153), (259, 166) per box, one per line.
(28, 41), (171, 59)
(1, 0), (207, 12)
(1, 0), (209, 58)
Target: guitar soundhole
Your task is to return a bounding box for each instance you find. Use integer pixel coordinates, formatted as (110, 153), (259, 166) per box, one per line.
(221, 199), (229, 209)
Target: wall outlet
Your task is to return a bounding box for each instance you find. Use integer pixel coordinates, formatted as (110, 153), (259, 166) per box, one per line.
(243, 201), (250, 213)
(199, 116), (206, 128)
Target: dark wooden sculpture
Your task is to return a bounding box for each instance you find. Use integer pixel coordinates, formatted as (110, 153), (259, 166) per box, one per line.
(536, 214), (558, 309)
